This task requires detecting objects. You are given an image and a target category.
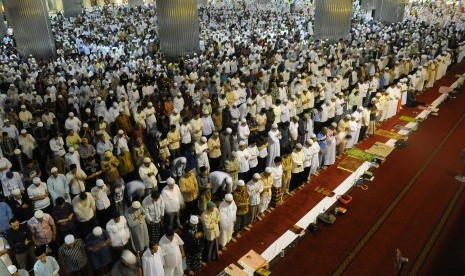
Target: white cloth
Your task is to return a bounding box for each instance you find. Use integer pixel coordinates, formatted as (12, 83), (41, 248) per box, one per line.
(142, 248), (165, 276)
(106, 217), (131, 247)
(219, 200), (237, 247)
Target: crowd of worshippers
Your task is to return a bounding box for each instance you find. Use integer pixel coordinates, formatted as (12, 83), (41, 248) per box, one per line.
(0, 1), (464, 276)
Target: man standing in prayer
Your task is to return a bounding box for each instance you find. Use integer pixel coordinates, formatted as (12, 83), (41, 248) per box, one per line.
(143, 190), (165, 243)
(201, 201), (221, 261)
(267, 123), (281, 167)
(183, 215), (204, 275)
(33, 245), (59, 276)
(58, 234), (88, 275)
(247, 173), (263, 228)
(159, 228), (185, 276)
(259, 167), (274, 217)
(126, 201), (149, 254)
(85, 226), (112, 276)
(142, 240), (165, 276)
(106, 213), (131, 259)
(47, 167), (71, 204)
(219, 193), (237, 249)
(179, 168), (200, 218)
(139, 157), (158, 196)
(161, 177), (184, 230)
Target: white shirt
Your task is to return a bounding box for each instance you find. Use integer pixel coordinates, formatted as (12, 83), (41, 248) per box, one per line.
(139, 163), (158, 189)
(247, 180), (263, 206)
(219, 200), (237, 230)
(27, 183), (51, 211)
(161, 185), (184, 213)
(142, 195), (165, 224)
(159, 233), (184, 268)
(106, 217), (131, 247)
(91, 185), (111, 210)
(272, 164), (283, 188)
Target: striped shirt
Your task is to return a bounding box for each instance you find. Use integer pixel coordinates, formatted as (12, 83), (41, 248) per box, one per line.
(58, 239), (88, 272)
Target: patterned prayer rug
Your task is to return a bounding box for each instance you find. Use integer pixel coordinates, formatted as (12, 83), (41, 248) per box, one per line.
(375, 129), (404, 140)
(337, 156), (366, 173)
(366, 142), (395, 158)
(345, 147), (376, 162)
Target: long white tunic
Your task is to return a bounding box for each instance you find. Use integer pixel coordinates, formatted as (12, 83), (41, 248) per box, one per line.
(267, 129), (281, 167)
(142, 248), (165, 276)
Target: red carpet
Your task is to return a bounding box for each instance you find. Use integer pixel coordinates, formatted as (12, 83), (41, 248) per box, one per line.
(199, 62), (465, 276)
(270, 62), (465, 276)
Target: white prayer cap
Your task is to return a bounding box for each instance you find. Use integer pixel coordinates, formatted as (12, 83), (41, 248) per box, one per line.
(65, 234), (75, 245)
(189, 215), (199, 224)
(226, 128), (232, 134)
(33, 177), (42, 185)
(11, 189), (21, 196)
(239, 141), (246, 146)
(236, 180), (245, 186)
(85, 108), (91, 113)
(121, 250), (137, 265)
(14, 149), (21, 155)
(96, 179), (104, 187)
(201, 137), (207, 142)
(143, 157), (151, 163)
(203, 110), (209, 115)
(7, 265), (18, 274)
(357, 106), (364, 111)
(97, 97), (102, 101)
(34, 210), (44, 219)
(225, 194), (234, 201)
(376, 93), (381, 97)
(4, 119), (9, 123)
(20, 105), (26, 109)
(83, 123), (89, 128)
(272, 123), (278, 129)
(118, 129), (124, 135)
(331, 122), (337, 127)
(69, 112), (74, 117)
(68, 147), (75, 153)
(265, 167), (273, 173)
(177, 92), (182, 96)
(180, 157), (187, 163)
(132, 201), (141, 209)
(225, 177), (233, 185)
(51, 167), (58, 173)
(345, 114), (351, 119)
(296, 143), (303, 149)
(167, 177), (176, 185)
(9, 84), (14, 87)
(109, 90), (114, 94)
(20, 129), (26, 134)
(241, 118), (247, 123)
(58, 95), (63, 98)
(148, 102), (153, 107)
(37, 122), (44, 127)
(93, 227), (103, 236)
(253, 173), (261, 180)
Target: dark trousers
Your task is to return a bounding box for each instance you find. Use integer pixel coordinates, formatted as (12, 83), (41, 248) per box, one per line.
(290, 172), (302, 191)
(210, 156), (221, 171)
(184, 199), (199, 219)
(257, 157), (267, 172)
(359, 126), (368, 142)
(234, 214), (247, 233)
(164, 211), (181, 231)
(238, 171), (249, 183)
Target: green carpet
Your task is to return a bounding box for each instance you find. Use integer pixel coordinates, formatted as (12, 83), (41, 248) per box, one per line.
(346, 147), (376, 162)
(399, 116), (417, 122)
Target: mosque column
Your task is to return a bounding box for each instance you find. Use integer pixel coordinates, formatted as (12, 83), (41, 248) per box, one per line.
(314, 0), (353, 43)
(374, 0), (405, 24)
(128, 0), (144, 6)
(62, 0), (82, 17)
(0, 11), (7, 38)
(157, 0), (200, 61)
(3, 0), (56, 58)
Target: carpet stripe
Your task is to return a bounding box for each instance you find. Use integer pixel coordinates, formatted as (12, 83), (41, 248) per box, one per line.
(333, 105), (465, 276)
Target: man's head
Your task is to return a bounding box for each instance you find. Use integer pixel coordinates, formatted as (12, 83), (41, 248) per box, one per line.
(9, 217), (20, 230)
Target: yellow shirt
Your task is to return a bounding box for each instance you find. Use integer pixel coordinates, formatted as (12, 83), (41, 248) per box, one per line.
(167, 130), (180, 150)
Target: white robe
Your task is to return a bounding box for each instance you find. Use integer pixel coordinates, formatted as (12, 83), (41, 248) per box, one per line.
(142, 248), (165, 276)
(267, 129), (281, 167)
(324, 134), (336, 166)
(219, 200), (237, 247)
(18, 134), (36, 159)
